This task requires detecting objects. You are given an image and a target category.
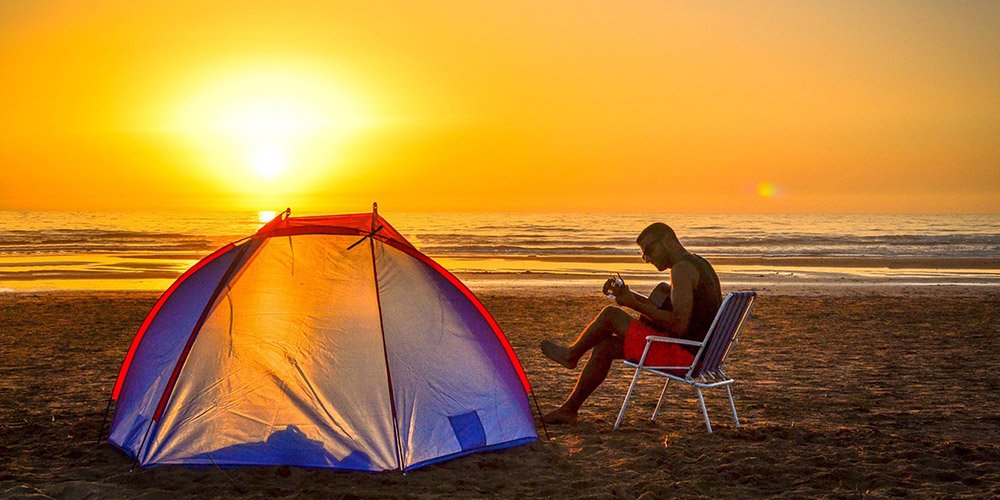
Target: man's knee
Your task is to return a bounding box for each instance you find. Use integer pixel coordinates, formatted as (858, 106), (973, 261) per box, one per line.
(598, 306), (633, 333)
(598, 305), (628, 321)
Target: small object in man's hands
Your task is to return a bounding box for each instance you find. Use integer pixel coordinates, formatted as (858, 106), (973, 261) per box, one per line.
(603, 275), (625, 299)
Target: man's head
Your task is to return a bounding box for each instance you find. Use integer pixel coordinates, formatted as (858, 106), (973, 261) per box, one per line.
(637, 222), (681, 271)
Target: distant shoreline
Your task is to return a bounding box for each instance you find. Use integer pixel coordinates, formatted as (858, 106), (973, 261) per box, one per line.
(442, 254), (1000, 270)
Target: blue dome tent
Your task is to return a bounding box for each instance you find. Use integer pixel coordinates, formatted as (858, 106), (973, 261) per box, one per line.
(106, 207), (537, 471)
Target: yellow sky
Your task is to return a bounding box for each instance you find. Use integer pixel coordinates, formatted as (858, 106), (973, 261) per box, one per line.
(1, 1), (997, 213)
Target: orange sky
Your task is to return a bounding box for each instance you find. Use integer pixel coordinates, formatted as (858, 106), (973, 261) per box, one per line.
(1, 1), (997, 213)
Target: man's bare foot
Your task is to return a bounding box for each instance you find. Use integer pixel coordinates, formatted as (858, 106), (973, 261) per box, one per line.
(540, 340), (577, 369)
(540, 408), (578, 425)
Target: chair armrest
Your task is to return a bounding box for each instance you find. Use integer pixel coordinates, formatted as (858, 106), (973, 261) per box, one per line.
(645, 335), (703, 347)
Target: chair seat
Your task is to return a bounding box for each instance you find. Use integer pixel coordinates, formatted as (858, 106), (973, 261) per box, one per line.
(621, 360), (688, 376)
(621, 362), (736, 388)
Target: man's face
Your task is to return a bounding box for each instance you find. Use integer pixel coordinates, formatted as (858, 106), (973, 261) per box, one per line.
(638, 235), (668, 271)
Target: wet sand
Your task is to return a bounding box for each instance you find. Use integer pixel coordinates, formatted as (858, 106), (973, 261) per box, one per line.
(1, 287), (998, 498)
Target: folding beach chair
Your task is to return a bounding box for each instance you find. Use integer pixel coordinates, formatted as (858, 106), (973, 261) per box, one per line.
(614, 291), (757, 433)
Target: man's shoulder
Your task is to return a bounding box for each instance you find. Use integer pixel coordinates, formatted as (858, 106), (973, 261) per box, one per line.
(682, 253), (719, 274)
(672, 257), (699, 274)
(669, 259), (699, 288)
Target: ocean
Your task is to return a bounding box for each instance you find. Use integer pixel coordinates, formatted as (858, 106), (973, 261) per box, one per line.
(1, 211), (998, 292)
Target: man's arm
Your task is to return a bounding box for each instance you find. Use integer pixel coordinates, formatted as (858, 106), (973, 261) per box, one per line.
(621, 283), (670, 324)
(616, 262), (697, 336)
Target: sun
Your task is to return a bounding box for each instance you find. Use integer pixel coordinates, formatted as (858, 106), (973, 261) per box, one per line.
(202, 84), (341, 183)
(169, 64), (371, 193)
(249, 144), (287, 180)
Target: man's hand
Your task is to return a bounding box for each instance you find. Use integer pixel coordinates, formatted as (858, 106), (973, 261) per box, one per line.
(603, 278), (628, 296)
(603, 276), (637, 308)
(602, 278), (618, 297)
(613, 283), (635, 308)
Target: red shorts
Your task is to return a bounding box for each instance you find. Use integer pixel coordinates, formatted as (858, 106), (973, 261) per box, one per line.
(623, 320), (695, 369)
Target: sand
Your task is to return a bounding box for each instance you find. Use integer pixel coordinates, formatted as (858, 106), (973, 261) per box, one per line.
(1, 287), (999, 498)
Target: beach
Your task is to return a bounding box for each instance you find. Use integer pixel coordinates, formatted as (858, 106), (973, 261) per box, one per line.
(2, 285), (998, 498)
(4, 0), (1000, 495)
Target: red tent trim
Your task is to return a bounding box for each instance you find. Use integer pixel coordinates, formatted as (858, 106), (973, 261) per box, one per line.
(111, 243), (236, 401)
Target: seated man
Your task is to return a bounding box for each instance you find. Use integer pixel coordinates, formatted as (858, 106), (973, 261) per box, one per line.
(539, 222), (722, 424)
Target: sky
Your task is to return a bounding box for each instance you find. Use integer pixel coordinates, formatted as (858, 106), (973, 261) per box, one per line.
(1, 1), (998, 213)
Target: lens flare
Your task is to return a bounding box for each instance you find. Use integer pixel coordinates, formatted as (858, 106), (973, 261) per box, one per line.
(757, 181), (778, 198)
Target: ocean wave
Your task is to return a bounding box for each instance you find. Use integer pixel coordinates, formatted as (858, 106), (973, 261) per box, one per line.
(419, 244), (625, 255)
(0, 229), (213, 255)
(412, 232), (1000, 258)
(681, 234), (1000, 247)
(0, 269), (182, 280)
(414, 234), (626, 247)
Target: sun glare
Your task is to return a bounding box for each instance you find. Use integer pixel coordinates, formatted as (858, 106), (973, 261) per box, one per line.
(250, 144), (287, 180)
(170, 65), (371, 200)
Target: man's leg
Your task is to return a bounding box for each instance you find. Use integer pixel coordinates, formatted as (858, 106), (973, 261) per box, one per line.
(541, 337), (625, 424)
(541, 306), (632, 369)
(541, 307), (632, 424)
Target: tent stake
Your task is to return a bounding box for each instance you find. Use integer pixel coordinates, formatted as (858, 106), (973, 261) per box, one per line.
(531, 392), (550, 441)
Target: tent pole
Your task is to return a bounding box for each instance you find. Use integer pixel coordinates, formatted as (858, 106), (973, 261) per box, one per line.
(96, 397), (113, 444)
(130, 418), (155, 472)
(369, 235), (405, 471)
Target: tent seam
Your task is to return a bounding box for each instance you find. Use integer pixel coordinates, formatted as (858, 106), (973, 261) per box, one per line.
(369, 236), (405, 471)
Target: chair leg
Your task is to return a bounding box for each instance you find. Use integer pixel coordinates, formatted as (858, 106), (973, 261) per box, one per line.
(615, 366), (644, 431)
(696, 387), (712, 433)
(726, 385), (741, 428)
(651, 379), (671, 421)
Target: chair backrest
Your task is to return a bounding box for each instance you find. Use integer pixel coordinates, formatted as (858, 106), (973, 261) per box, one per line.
(688, 291), (757, 379)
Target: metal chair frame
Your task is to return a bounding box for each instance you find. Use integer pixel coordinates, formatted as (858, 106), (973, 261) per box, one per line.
(613, 291), (757, 433)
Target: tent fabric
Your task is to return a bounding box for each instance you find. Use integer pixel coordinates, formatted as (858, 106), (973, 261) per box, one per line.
(108, 212), (537, 471)
(109, 243), (244, 458)
(111, 243), (237, 400)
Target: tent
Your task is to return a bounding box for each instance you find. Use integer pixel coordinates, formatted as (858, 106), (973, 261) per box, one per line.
(106, 207), (537, 471)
